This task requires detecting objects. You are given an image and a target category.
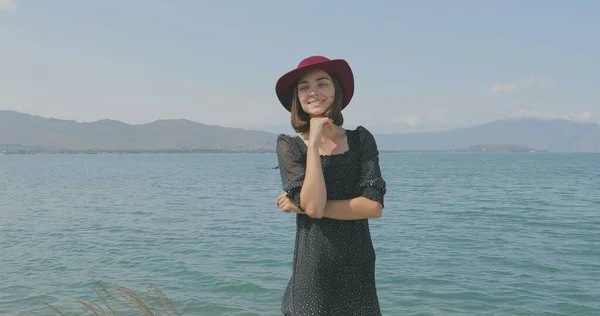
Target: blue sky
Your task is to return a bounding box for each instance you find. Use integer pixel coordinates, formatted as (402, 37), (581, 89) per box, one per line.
(1, 0), (598, 134)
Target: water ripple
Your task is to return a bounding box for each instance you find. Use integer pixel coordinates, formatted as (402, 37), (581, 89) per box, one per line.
(1, 153), (599, 315)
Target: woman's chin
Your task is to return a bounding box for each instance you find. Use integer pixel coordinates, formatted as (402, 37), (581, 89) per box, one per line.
(307, 109), (328, 118)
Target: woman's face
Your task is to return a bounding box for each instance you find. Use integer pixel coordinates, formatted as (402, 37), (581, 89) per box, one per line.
(296, 69), (336, 117)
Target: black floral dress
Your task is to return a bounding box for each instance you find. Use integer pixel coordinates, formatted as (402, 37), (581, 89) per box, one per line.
(276, 126), (387, 316)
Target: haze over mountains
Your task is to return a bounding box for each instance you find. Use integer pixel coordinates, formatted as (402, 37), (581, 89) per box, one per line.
(1, 110), (599, 153)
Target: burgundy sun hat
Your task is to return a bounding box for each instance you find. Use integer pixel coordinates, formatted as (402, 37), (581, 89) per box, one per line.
(275, 56), (354, 112)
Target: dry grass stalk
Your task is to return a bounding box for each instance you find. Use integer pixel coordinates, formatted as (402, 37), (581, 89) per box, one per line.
(12, 281), (180, 316)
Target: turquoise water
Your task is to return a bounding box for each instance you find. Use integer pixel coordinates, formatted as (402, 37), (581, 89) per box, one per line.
(1, 153), (599, 315)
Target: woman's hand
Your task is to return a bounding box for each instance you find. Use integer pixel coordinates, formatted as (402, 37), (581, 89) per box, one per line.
(276, 192), (304, 214)
(308, 117), (333, 146)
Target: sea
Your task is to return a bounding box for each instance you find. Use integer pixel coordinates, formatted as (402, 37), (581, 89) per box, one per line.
(1, 153), (599, 315)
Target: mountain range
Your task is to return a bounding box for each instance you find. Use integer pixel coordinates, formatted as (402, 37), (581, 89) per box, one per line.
(375, 117), (600, 152)
(0, 110), (276, 152)
(1, 110), (599, 153)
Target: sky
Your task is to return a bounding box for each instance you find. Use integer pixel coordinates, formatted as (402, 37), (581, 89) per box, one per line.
(1, 0), (599, 134)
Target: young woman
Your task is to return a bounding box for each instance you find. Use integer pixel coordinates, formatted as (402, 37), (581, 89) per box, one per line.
(274, 55), (387, 316)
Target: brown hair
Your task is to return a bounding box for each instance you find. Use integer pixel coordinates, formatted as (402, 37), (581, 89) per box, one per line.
(289, 72), (344, 133)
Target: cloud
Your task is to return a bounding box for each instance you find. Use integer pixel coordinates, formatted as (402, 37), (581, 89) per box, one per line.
(487, 76), (554, 93)
(0, 0), (16, 12)
(373, 111), (462, 133)
(393, 111), (448, 127)
(512, 110), (600, 124)
(393, 115), (422, 127)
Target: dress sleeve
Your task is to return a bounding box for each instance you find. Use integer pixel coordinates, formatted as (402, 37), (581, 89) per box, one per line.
(276, 134), (306, 208)
(356, 126), (387, 208)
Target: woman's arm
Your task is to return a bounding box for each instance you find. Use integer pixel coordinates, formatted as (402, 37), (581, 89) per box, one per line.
(276, 133), (327, 219)
(323, 197), (382, 220)
(296, 118), (335, 219)
(299, 141), (327, 219)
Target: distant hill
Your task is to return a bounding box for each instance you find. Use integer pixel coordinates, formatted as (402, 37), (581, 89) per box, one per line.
(1, 110), (599, 153)
(376, 118), (600, 153)
(0, 110), (278, 152)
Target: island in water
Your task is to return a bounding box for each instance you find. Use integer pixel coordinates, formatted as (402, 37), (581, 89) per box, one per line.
(450, 144), (547, 153)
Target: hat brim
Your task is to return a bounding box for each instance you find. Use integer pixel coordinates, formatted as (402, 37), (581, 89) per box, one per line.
(275, 59), (354, 112)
